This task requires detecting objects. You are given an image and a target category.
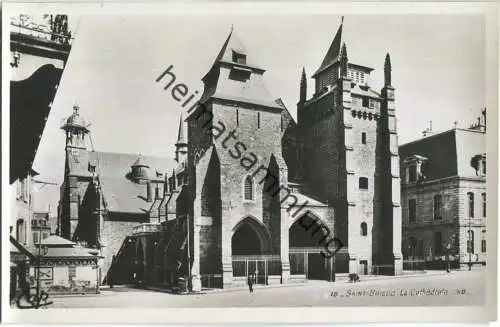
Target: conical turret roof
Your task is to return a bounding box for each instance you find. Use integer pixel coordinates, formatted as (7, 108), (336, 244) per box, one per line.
(176, 113), (187, 145)
(131, 154), (150, 168)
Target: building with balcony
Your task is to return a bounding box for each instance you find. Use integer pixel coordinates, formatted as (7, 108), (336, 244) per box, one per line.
(9, 14), (73, 302)
(400, 109), (487, 269)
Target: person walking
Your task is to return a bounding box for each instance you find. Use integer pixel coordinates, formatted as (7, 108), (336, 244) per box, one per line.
(247, 272), (254, 293)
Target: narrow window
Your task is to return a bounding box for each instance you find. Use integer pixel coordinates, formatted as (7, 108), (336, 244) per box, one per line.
(362, 97), (369, 107)
(361, 132), (366, 144)
(68, 266), (76, 281)
(236, 109), (239, 127)
(244, 176), (253, 200)
(482, 193), (486, 217)
(360, 222), (367, 236)
(481, 230), (486, 253)
(482, 159), (486, 175)
(359, 177), (368, 190)
(433, 194), (443, 220)
(467, 230), (475, 253)
(409, 199), (417, 222)
(257, 112), (261, 129)
(467, 192), (474, 218)
(434, 231), (443, 255)
(33, 232), (39, 245)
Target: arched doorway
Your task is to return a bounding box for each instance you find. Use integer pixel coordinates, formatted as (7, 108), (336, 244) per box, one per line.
(289, 213), (331, 280)
(231, 217), (273, 284)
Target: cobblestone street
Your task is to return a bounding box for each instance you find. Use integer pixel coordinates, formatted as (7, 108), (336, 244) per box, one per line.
(44, 269), (485, 308)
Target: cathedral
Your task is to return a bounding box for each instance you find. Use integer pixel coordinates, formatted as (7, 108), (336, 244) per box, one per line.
(58, 20), (402, 290)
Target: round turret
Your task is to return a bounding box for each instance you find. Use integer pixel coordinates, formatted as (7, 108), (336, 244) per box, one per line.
(130, 155), (150, 183)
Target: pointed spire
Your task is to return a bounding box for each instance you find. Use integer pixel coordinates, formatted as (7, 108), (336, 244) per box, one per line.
(176, 113), (187, 145)
(312, 18), (343, 78)
(300, 67), (307, 104)
(384, 53), (392, 86)
(340, 42), (348, 77)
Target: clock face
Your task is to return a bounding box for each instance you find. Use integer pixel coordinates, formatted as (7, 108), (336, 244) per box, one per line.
(38, 267), (53, 281)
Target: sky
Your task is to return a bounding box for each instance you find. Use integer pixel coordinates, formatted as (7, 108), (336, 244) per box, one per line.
(29, 14), (486, 212)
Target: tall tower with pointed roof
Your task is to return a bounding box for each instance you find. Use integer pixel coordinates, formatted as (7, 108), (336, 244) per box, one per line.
(297, 18), (402, 275)
(59, 105), (91, 239)
(185, 27), (289, 288)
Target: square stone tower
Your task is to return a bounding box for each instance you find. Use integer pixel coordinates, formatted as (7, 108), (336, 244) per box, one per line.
(297, 20), (402, 275)
(186, 28), (289, 288)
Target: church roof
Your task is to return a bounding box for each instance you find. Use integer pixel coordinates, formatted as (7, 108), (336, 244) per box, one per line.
(202, 27), (263, 82)
(312, 22), (343, 78)
(399, 128), (486, 181)
(67, 150), (173, 179)
(98, 177), (153, 214)
(192, 27), (282, 115)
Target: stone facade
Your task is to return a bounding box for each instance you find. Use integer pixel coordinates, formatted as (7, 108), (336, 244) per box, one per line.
(125, 21), (404, 291)
(400, 114), (487, 269)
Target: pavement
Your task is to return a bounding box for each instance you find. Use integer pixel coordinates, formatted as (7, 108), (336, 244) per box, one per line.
(41, 268), (485, 308)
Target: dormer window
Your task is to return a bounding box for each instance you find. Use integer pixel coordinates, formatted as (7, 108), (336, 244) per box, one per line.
(471, 154), (486, 176)
(232, 51), (246, 65)
(408, 165), (417, 183)
(403, 154), (428, 184)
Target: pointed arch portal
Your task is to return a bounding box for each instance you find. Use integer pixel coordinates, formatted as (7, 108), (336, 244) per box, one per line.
(289, 212), (332, 280)
(232, 217), (271, 256)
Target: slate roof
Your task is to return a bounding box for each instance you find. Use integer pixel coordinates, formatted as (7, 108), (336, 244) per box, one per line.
(399, 128), (486, 181)
(194, 28), (282, 114)
(67, 150), (173, 179)
(68, 150), (174, 215)
(313, 22), (343, 78)
(98, 177), (152, 214)
(41, 235), (76, 246)
(42, 247), (98, 259)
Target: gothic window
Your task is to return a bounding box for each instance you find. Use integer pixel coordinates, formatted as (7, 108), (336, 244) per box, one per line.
(361, 132), (366, 144)
(433, 194), (443, 220)
(358, 177), (368, 190)
(244, 176), (253, 201)
(467, 230), (475, 253)
(236, 109), (239, 127)
(433, 231), (443, 255)
(257, 112), (261, 129)
(482, 193), (486, 217)
(467, 192), (474, 218)
(409, 199), (417, 222)
(360, 222), (367, 236)
(481, 230), (486, 253)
